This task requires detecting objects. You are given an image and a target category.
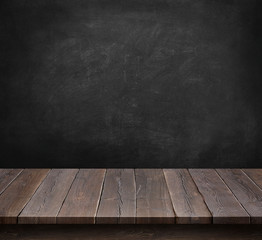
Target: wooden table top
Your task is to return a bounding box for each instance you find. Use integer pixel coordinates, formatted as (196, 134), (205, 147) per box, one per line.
(0, 169), (261, 224)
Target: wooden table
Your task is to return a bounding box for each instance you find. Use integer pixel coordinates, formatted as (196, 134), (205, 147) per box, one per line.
(1, 169), (262, 239)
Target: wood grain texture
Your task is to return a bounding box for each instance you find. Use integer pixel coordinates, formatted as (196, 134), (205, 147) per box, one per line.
(96, 169), (136, 224)
(1, 169), (262, 225)
(189, 169), (250, 224)
(135, 169), (175, 224)
(19, 169), (79, 224)
(57, 169), (106, 224)
(242, 169), (262, 190)
(1, 225), (262, 240)
(0, 169), (23, 195)
(217, 169), (262, 224)
(163, 169), (211, 224)
(0, 169), (50, 224)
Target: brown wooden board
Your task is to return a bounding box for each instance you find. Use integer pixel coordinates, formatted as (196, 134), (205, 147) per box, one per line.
(0, 169), (261, 225)
(217, 169), (262, 224)
(189, 169), (250, 224)
(135, 169), (175, 224)
(57, 169), (106, 224)
(19, 169), (79, 224)
(0, 169), (50, 224)
(0, 169), (23, 195)
(163, 169), (211, 224)
(242, 169), (262, 190)
(96, 169), (136, 224)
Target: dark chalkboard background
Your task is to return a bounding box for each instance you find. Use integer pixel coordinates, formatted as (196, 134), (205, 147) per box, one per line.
(0, 0), (261, 167)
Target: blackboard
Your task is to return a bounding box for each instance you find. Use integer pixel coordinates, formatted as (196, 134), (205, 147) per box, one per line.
(0, 0), (261, 167)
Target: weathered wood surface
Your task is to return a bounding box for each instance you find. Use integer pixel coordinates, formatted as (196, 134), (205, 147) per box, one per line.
(135, 169), (175, 224)
(217, 169), (262, 224)
(0, 169), (23, 195)
(0, 169), (261, 224)
(163, 169), (211, 224)
(19, 169), (78, 224)
(0, 169), (50, 224)
(96, 169), (136, 224)
(189, 169), (250, 224)
(242, 169), (262, 190)
(58, 169), (106, 224)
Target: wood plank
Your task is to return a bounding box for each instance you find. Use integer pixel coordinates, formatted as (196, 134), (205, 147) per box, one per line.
(0, 169), (23, 195)
(96, 169), (136, 224)
(0, 169), (50, 224)
(189, 169), (250, 224)
(57, 169), (106, 224)
(217, 169), (262, 224)
(163, 169), (211, 224)
(135, 169), (175, 224)
(242, 169), (262, 190)
(19, 169), (79, 224)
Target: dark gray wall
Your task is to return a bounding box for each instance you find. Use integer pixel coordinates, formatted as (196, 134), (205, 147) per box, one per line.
(0, 0), (261, 167)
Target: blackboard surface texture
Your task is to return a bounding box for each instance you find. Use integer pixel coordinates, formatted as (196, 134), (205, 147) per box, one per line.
(0, 0), (261, 167)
